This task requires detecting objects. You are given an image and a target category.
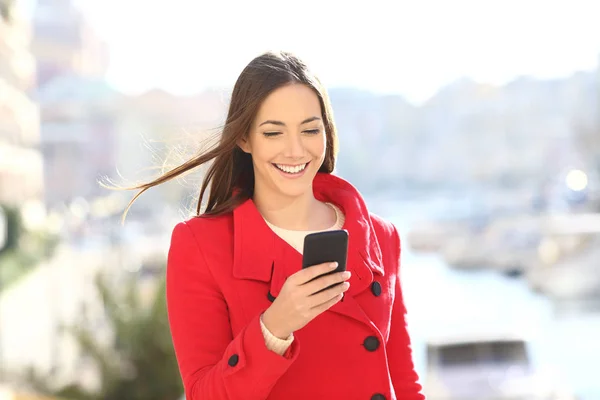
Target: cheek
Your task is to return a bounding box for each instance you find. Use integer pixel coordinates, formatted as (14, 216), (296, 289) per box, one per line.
(249, 138), (277, 165)
(309, 134), (326, 157)
(257, 149), (290, 177)
(318, 135), (327, 159)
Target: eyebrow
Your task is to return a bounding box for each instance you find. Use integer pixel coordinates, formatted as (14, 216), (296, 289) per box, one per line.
(258, 116), (321, 127)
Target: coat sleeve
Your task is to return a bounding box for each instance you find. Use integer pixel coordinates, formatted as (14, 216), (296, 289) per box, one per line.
(387, 225), (426, 399)
(166, 222), (300, 400)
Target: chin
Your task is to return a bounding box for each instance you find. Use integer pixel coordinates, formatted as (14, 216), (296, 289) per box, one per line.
(276, 182), (314, 199)
(272, 175), (316, 199)
(267, 161), (320, 199)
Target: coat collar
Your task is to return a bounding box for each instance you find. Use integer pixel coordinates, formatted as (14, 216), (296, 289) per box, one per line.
(232, 173), (384, 300)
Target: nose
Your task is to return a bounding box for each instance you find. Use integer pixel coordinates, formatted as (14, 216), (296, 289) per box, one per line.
(283, 133), (305, 159)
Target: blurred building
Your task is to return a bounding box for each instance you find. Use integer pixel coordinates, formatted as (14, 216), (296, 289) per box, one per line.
(30, 0), (117, 209)
(35, 73), (122, 209)
(32, 0), (108, 87)
(0, 0), (43, 206)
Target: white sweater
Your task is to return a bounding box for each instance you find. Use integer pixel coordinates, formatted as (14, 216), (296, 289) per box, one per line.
(259, 203), (346, 356)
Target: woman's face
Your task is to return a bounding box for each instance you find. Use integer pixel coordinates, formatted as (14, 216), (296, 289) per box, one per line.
(239, 83), (326, 202)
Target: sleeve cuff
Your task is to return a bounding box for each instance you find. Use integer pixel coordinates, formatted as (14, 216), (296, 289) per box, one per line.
(259, 314), (294, 356)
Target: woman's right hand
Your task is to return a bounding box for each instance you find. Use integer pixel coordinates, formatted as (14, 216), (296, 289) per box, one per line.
(261, 262), (351, 339)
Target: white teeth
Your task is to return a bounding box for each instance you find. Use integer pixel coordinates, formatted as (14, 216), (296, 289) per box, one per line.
(275, 163), (307, 174)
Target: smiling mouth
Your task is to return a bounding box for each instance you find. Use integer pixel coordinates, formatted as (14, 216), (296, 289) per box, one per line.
(272, 162), (309, 174)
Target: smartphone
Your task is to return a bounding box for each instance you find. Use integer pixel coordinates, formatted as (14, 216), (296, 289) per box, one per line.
(302, 230), (349, 292)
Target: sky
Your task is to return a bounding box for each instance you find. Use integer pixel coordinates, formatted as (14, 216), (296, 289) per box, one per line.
(20, 0), (600, 104)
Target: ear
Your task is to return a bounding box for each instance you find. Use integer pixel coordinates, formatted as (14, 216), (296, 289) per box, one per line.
(237, 137), (251, 154)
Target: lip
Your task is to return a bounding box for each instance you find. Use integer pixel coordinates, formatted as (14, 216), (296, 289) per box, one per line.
(272, 161), (310, 179)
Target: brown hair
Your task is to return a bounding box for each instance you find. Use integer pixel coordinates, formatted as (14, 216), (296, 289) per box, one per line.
(117, 51), (338, 220)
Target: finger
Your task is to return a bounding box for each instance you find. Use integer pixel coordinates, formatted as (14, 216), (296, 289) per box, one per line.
(303, 270), (351, 295)
(308, 281), (350, 308)
(292, 262), (339, 284)
(310, 292), (344, 315)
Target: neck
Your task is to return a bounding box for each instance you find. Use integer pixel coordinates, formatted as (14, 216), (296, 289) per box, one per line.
(253, 184), (333, 231)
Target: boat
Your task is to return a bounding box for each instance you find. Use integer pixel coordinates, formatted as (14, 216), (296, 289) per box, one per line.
(423, 330), (577, 400)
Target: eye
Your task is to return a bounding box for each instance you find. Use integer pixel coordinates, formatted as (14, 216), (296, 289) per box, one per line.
(263, 131), (281, 137)
(303, 129), (320, 135)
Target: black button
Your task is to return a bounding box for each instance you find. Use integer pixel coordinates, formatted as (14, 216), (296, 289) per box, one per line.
(267, 291), (276, 302)
(371, 394), (386, 400)
(371, 281), (382, 296)
(228, 354), (239, 367)
(363, 336), (380, 352)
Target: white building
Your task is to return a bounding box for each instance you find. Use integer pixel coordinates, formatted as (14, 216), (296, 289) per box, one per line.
(0, 0), (43, 205)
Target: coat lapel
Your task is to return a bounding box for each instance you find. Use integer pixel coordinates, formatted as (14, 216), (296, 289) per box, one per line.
(312, 174), (385, 325)
(231, 198), (300, 292)
(231, 198), (276, 282)
(231, 173), (386, 327)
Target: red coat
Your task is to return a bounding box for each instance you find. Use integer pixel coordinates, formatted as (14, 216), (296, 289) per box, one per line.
(166, 173), (425, 400)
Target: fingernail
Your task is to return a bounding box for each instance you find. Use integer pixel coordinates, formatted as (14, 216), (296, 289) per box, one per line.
(330, 262), (338, 269)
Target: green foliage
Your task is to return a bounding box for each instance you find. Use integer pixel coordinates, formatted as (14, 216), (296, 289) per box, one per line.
(25, 272), (183, 400)
(0, 204), (60, 291)
(0, 204), (22, 254)
(0, 0), (14, 22)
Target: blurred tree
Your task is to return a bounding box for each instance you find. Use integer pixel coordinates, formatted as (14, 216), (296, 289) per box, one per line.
(25, 272), (183, 400)
(0, 0), (14, 22)
(0, 205), (22, 254)
(0, 205), (60, 291)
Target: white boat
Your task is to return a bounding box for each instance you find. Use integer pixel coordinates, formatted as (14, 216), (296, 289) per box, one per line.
(423, 330), (577, 400)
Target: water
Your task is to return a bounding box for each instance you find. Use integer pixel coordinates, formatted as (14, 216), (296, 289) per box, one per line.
(381, 198), (600, 400)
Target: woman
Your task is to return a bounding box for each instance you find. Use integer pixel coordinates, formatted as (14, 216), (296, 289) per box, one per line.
(125, 51), (424, 400)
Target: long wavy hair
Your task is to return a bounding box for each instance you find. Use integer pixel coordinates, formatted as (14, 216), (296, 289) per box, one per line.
(116, 51), (338, 220)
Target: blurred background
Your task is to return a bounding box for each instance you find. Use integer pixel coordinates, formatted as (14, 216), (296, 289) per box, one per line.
(1, 0), (599, 399)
